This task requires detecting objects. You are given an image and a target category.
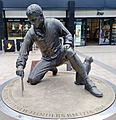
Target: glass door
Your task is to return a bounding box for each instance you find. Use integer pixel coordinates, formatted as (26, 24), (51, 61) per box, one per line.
(99, 19), (110, 45)
(86, 19), (100, 45)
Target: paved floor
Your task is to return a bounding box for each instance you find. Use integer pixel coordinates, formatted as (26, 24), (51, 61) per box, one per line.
(0, 45), (116, 120)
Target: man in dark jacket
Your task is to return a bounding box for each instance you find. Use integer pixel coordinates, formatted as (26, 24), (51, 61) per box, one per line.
(16, 4), (103, 97)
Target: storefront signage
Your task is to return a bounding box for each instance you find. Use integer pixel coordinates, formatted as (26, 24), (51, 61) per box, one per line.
(97, 11), (104, 16)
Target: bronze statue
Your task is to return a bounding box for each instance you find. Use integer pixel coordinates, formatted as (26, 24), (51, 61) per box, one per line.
(16, 4), (103, 97)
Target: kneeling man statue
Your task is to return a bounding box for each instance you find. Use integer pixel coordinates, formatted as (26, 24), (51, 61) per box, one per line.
(16, 4), (103, 97)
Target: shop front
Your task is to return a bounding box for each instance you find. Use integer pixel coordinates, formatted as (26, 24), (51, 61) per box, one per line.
(1, 0), (116, 52)
(6, 18), (31, 40)
(3, 16), (116, 48)
(74, 18), (116, 46)
(4, 17), (116, 50)
(3, 18), (31, 51)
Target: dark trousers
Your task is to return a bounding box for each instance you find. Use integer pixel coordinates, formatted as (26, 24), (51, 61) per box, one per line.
(28, 47), (88, 83)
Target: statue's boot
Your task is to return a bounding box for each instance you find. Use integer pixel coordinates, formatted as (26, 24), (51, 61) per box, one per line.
(84, 78), (103, 97)
(75, 76), (103, 97)
(74, 57), (103, 97)
(75, 56), (93, 85)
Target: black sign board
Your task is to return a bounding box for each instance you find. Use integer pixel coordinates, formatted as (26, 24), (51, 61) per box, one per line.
(3, 40), (15, 52)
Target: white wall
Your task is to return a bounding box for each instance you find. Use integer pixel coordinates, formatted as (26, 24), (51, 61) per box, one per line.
(5, 9), (116, 18)
(75, 10), (116, 18)
(5, 10), (66, 18)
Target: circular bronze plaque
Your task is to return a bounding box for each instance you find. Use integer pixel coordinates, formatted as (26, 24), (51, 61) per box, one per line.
(1, 72), (115, 119)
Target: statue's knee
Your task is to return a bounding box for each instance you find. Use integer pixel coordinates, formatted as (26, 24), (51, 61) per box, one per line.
(28, 76), (33, 82)
(28, 75), (41, 85)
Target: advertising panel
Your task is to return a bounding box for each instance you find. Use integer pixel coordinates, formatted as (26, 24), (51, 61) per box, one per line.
(3, 40), (15, 52)
(74, 23), (81, 46)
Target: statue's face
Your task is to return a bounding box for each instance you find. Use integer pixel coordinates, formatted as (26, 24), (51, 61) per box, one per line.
(28, 13), (44, 29)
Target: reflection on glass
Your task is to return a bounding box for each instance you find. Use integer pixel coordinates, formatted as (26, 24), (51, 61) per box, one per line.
(7, 19), (31, 40)
(99, 19), (110, 44)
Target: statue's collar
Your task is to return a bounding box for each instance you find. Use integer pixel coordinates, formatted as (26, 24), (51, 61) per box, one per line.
(34, 24), (45, 38)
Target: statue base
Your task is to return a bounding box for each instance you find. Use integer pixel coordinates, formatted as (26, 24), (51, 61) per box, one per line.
(0, 72), (116, 119)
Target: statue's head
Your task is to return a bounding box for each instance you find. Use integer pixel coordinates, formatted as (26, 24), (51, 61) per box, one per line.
(26, 4), (44, 29)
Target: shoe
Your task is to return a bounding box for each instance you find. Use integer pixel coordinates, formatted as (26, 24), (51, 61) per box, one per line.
(85, 83), (103, 97)
(52, 68), (58, 76)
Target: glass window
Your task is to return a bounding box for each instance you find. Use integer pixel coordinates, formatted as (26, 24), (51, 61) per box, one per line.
(111, 18), (116, 45)
(99, 19), (110, 45)
(7, 19), (31, 40)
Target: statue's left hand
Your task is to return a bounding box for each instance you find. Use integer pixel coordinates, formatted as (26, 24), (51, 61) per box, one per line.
(16, 66), (24, 77)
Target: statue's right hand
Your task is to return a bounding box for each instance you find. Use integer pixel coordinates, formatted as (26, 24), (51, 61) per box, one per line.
(16, 66), (24, 77)
(63, 44), (71, 51)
